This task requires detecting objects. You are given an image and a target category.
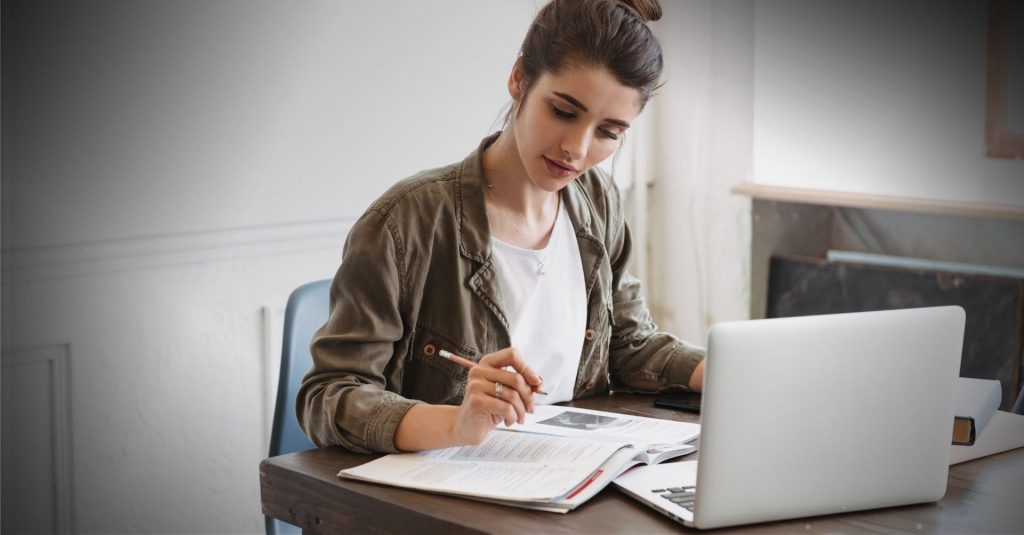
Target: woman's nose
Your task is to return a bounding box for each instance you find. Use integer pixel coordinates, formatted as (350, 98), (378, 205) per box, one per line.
(560, 126), (589, 162)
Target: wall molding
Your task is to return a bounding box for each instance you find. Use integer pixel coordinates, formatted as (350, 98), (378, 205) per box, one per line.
(1, 344), (74, 533)
(1, 217), (356, 284)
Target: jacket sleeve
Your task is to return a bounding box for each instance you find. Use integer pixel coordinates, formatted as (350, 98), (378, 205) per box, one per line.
(601, 177), (706, 392)
(296, 209), (421, 453)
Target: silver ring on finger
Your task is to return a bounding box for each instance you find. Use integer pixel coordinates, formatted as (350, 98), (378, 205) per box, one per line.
(494, 381), (503, 399)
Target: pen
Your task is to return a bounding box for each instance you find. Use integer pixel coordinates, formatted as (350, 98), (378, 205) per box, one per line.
(438, 349), (548, 395)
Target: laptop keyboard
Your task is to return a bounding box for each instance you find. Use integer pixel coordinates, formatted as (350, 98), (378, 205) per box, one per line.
(650, 485), (697, 513)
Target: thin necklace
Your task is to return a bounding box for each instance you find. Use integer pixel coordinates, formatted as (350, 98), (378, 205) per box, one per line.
(484, 178), (557, 276)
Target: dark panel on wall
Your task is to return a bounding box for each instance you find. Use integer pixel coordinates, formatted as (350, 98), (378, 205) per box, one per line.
(767, 255), (1024, 411)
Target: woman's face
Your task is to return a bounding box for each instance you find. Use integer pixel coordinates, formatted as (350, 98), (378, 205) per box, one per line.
(510, 66), (643, 192)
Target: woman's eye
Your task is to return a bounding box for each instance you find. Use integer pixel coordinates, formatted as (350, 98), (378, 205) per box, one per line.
(551, 106), (574, 119)
(600, 128), (620, 141)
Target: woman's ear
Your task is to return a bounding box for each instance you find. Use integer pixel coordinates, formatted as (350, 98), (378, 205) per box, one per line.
(507, 58), (526, 102)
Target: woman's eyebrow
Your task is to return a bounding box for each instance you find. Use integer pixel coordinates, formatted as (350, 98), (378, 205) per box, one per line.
(553, 91), (632, 129)
(554, 91), (588, 112)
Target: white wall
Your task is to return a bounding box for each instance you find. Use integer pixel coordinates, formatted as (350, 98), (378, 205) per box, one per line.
(1, 1), (541, 532)
(639, 0), (1024, 345)
(5, 1), (535, 250)
(753, 0), (1024, 207)
(643, 1), (754, 343)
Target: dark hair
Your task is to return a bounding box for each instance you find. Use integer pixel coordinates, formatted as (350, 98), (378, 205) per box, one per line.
(517, 0), (664, 110)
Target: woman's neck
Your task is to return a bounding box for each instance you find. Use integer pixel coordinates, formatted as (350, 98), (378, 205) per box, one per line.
(482, 130), (560, 249)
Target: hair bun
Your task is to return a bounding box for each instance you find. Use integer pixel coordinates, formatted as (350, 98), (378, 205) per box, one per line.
(617, 0), (662, 23)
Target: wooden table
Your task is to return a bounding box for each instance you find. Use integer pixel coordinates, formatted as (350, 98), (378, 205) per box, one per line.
(260, 393), (1024, 534)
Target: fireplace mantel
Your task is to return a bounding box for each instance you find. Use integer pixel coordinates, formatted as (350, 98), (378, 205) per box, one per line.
(733, 182), (1024, 222)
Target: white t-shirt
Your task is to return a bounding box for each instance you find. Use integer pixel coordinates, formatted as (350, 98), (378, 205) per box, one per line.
(490, 200), (586, 404)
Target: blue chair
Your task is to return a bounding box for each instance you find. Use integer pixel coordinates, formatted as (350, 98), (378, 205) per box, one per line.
(266, 279), (331, 535)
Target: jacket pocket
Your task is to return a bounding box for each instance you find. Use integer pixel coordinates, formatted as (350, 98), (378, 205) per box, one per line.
(404, 321), (479, 405)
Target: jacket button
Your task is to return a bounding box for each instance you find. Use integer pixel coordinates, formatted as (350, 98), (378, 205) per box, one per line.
(585, 380), (597, 389)
(585, 329), (597, 341)
(423, 344), (436, 356)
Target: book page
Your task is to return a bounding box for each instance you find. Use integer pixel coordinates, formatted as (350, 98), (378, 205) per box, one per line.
(465, 446), (647, 513)
(340, 431), (630, 501)
(503, 405), (700, 451)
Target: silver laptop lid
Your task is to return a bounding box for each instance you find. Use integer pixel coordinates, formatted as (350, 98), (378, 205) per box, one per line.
(694, 306), (965, 529)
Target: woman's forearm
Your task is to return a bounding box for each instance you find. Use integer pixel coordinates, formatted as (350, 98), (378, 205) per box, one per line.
(688, 359), (705, 391)
(394, 404), (461, 452)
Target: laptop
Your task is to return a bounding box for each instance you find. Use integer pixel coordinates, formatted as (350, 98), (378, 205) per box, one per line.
(614, 306), (965, 529)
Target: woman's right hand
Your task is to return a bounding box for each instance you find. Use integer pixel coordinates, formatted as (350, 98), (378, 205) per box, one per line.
(452, 347), (543, 445)
(393, 347), (543, 451)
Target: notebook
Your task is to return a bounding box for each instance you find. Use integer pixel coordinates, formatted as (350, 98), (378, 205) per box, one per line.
(615, 306), (965, 529)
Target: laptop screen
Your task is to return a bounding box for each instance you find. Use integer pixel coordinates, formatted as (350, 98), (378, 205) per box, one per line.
(693, 307), (964, 529)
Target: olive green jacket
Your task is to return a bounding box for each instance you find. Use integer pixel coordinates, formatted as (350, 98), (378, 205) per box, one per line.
(298, 135), (705, 453)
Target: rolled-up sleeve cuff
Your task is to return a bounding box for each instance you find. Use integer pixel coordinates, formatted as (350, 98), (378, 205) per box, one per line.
(367, 397), (423, 453)
(664, 341), (706, 390)
(615, 340), (707, 392)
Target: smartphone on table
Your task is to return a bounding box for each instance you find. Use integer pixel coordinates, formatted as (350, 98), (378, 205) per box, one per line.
(653, 391), (702, 413)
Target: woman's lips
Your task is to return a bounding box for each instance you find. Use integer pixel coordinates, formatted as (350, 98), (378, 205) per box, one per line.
(543, 156), (578, 178)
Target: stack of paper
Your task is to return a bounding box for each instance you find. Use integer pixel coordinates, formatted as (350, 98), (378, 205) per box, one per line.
(949, 378), (1024, 465)
(950, 410), (1024, 465)
(952, 378), (1002, 446)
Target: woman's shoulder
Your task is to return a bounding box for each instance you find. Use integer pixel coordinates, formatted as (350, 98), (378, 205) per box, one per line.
(570, 165), (622, 220)
(575, 165), (616, 195)
(364, 160), (464, 220)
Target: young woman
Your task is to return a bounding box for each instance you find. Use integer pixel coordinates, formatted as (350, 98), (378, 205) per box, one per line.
(298, 0), (706, 454)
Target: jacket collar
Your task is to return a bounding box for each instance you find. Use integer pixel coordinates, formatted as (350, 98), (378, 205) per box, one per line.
(456, 134), (497, 264)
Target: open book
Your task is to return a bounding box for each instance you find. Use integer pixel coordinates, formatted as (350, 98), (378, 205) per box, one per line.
(338, 405), (700, 512)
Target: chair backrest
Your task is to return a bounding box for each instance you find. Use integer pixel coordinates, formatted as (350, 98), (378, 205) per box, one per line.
(268, 279), (331, 457)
